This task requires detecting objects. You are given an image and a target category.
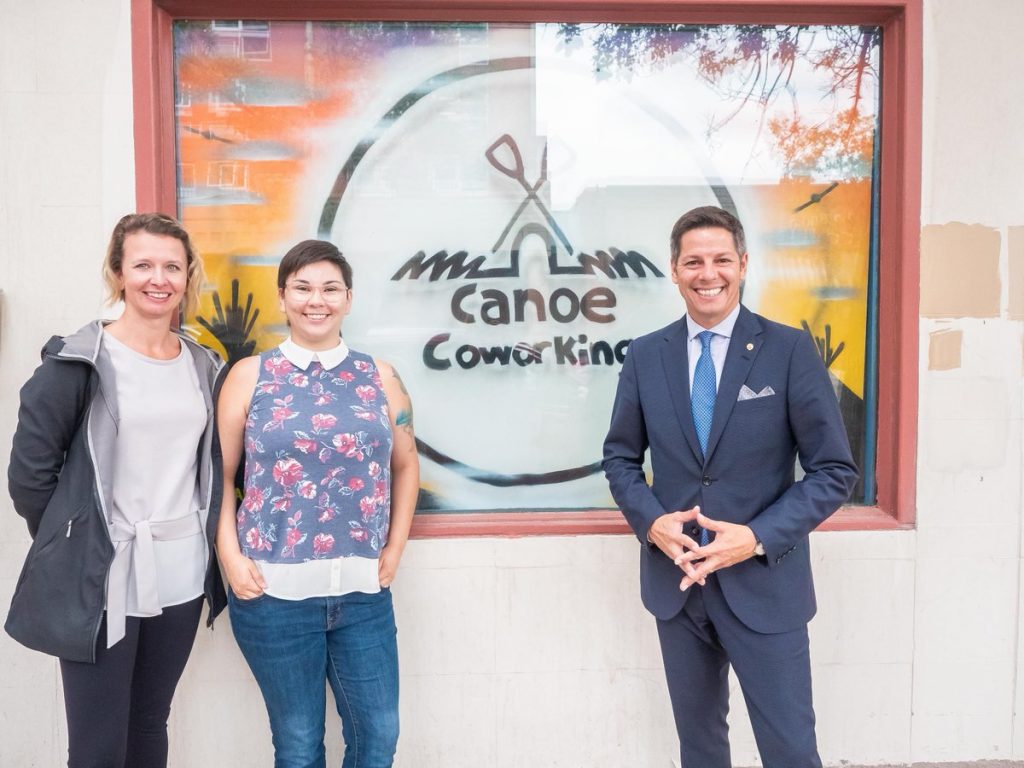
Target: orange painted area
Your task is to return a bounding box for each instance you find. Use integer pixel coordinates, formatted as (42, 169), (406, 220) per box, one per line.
(175, 22), (359, 352)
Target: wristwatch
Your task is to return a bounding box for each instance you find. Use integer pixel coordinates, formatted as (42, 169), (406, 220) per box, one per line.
(753, 538), (766, 557)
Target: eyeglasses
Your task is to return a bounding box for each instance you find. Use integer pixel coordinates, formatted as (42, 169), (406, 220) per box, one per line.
(285, 282), (350, 303)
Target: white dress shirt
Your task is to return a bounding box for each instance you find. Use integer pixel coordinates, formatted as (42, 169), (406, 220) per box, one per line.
(686, 304), (741, 390)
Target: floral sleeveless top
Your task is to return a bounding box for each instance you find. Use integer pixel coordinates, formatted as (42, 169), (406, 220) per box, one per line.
(238, 347), (393, 563)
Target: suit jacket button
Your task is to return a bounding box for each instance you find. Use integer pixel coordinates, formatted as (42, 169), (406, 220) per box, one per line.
(701, 476), (712, 486)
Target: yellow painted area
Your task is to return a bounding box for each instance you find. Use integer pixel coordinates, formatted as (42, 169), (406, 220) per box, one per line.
(755, 179), (870, 398)
(194, 259), (285, 354)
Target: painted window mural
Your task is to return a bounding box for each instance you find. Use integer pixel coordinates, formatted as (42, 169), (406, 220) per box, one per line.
(175, 21), (880, 513)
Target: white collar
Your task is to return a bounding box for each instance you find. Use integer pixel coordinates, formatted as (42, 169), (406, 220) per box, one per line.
(686, 303), (741, 342)
(278, 336), (349, 371)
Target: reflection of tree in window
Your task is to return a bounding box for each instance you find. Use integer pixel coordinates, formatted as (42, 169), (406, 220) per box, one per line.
(556, 24), (879, 179)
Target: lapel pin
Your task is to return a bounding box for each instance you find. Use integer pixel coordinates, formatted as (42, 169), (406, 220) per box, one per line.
(746, 342), (754, 351)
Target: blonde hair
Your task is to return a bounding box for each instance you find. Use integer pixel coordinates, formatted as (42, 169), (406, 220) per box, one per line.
(102, 213), (205, 319)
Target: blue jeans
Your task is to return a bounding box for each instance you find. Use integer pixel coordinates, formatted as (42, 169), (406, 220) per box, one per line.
(228, 588), (399, 768)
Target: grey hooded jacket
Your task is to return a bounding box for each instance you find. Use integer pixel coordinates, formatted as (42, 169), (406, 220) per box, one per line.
(6, 321), (227, 662)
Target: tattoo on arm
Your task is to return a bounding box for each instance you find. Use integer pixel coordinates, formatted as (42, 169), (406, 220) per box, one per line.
(395, 408), (414, 439)
(392, 367), (410, 396)
(391, 368), (414, 440)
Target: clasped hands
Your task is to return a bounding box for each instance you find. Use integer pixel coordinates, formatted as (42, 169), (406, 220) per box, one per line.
(648, 506), (758, 591)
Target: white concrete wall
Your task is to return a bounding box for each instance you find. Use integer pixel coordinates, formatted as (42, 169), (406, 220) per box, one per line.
(0, 1), (1022, 766)
(0, 0), (137, 765)
(915, 0), (1024, 760)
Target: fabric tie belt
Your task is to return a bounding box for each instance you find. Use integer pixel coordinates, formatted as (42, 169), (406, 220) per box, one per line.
(106, 511), (203, 648)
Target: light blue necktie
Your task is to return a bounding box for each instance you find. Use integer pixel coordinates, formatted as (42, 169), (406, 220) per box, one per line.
(691, 330), (716, 546)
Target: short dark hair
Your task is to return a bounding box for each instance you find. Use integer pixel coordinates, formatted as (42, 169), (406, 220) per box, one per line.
(669, 206), (746, 267)
(277, 240), (352, 290)
(103, 212), (204, 316)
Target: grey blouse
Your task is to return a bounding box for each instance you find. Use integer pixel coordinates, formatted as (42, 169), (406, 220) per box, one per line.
(102, 332), (207, 647)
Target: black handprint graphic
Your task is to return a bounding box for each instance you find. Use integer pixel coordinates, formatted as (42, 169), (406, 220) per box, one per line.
(196, 279), (260, 366)
(801, 320), (845, 369)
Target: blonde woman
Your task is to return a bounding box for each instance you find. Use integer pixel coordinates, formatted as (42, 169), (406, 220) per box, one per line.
(6, 213), (225, 767)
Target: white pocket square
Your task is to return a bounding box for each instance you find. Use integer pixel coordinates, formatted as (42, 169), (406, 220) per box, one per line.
(738, 385), (776, 401)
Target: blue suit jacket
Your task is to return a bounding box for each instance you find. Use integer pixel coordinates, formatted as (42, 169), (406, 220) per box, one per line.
(603, 306), (858, 633)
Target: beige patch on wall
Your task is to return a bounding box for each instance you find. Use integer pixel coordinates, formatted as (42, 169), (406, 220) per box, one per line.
(920, 223), (1000, 318)
(1008, 226), (1024, 320)
(928, 328), (962, 370)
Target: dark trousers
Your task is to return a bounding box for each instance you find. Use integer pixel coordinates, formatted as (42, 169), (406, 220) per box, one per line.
(656, 575), (821, 768)
(59, 596), (203, 768)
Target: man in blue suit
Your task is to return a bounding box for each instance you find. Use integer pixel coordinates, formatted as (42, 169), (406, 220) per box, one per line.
(603, 206), (858, 767)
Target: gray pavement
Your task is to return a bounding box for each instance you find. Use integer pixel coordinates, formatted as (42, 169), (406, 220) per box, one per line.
(737, 763), (1024, 768)
(857, 764), (1024, 768)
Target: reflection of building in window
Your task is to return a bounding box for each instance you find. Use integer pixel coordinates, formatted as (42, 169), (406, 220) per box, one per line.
(453, 25), (491, 65)
(356, 162), (397, 198)
(431, 152), (487, 195)
(432, 152), (459, 194)
(182, 123), (243, 144)
(430, 153), (489, 195)
(178, 164), (196, 199)
(211, 20), (271, 60)
(430, 92), (490, 195)
(207, 91), (242, 116)
(208, 161), (249, 189)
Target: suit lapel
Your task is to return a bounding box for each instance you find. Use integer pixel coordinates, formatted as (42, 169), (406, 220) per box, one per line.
(704, 306), (764, 462)
(659, 320), (704, 464)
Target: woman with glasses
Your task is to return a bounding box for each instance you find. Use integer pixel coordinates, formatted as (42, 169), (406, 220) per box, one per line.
(7, 213), (225, 767)
(215, 239), (419, 768)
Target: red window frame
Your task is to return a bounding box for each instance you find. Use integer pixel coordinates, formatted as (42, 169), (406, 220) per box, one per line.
(131, 0), (921, 537)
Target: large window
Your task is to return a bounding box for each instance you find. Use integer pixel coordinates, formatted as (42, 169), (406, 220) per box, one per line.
(133, 1), (921, 535)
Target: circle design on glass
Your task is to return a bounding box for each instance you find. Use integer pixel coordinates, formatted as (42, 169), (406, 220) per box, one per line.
(318, 55), (737, 495)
